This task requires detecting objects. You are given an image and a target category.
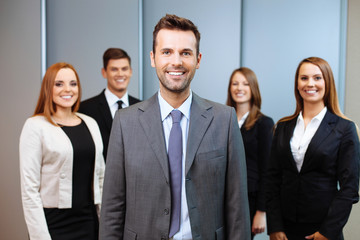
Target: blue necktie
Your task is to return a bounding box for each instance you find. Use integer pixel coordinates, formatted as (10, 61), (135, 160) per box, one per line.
(168, 110), (182, 237)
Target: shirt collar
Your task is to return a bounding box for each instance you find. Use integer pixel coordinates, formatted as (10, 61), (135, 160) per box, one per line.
(158, 90), (192, 121)
(298, 106), (327, 123)
(105, 87), (129, 107)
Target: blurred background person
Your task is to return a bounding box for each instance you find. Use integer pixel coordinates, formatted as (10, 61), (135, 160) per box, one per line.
(19, 62), (105, 240)
(226, 67), (274, 239)
(266, 57), (359, 240)
(79, 48), (140, 160)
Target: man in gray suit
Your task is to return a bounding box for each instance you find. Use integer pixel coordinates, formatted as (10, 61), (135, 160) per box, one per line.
(99, 14), (250, 240)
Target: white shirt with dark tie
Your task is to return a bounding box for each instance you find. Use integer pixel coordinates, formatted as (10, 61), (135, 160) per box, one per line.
(104, 88), (130, 118)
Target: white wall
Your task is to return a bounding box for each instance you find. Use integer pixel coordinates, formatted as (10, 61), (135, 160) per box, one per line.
(343, 0), (360, 239)
(0, 0), (41, 239)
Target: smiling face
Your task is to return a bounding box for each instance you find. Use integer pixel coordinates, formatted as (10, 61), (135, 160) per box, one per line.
(102, 58), (132, 98)
(297, 62), (325, 107)
(150, 29), (202, 96)
(230, 72), (252, 107)
(52, 68), (79, 112)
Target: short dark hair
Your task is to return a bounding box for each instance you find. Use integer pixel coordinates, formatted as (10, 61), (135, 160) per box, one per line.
(152, 14), (201, 56)
(103, 48), (131, 69)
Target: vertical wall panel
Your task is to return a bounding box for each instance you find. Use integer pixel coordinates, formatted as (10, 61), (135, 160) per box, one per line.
(46, 0), (140, 100)
(0, 0), (41, 239)
(242, 0), (343, 122)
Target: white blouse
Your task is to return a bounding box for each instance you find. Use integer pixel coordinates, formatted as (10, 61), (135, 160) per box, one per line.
(290, 107), (327, 172)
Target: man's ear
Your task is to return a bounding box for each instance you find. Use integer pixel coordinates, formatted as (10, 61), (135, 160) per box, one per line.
(150, 51), (155, 68)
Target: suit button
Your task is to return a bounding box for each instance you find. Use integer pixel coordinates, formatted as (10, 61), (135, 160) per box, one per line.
(164, 208), (169, 215)
(60, 173), (66, 179)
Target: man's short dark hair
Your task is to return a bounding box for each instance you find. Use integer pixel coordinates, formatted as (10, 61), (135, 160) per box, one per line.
(152, 14), (201, 57)
(103, 48), (131, 70)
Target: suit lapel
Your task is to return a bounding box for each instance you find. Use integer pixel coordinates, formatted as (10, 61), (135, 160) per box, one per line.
(301, 111), (337, 171)
(98, 91), (113, 131)
(283, 118), (299, 171)
(138, 94), (169, 181)
(185, 94), (214, 175)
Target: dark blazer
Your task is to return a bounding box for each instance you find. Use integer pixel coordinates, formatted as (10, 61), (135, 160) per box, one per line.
(79, 89), (140, 160)
(266, 111), (360, 239)
(241, 115), (274, 211)
(99, 93), (251, 240)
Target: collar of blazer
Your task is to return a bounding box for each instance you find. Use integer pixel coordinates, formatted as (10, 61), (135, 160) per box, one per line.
(301, 111), (337, 171)
(283, 111), (338, 172)
(137, 93), (214, 181)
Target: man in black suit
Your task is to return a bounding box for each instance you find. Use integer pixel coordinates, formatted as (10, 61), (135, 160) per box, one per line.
(79, 48), (141, 160)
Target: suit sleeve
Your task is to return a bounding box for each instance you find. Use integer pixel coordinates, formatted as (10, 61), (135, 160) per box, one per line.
(225, 108), (251, 239)
(265, 123), (286, 234)
(99, 111), (126, 239)
(19, 119), (52, 240)
(319, 121), (360, 239)
(256, 117), (274, 211)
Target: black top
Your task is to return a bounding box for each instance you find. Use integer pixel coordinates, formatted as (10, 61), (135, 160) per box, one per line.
(241, 114), (274, 211)
(79, 89), (141, 160)
(44, 120), (98, 240)
(266, 111), (360, 239)
(61, 120), (95, 207)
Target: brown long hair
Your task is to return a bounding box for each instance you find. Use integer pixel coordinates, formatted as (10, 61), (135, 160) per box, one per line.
(279, 56), (346, 123)
(226, 67), (263, 130)
(33, 62), (81, 125)
(152, 14), (201, 57)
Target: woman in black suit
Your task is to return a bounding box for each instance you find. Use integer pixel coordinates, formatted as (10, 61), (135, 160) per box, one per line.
(226, 67), (274, 239)
(266, 57), (360, 240)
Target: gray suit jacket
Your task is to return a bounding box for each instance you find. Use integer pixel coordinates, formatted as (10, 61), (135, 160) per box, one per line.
(99, 93), (250, 240)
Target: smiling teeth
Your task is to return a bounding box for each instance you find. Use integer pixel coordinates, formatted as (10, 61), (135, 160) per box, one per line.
(62, 96), (71, 99)
(168, 72), (183, 76)
(306, 90), (317, 94)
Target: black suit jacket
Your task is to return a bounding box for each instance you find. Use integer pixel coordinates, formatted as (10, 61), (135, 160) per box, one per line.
(241, 114), (274, 211)
(266, 111), (360, 239)
(79, 89), (140, 160)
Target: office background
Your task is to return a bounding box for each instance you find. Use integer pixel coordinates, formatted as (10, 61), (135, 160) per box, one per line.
(1, 0), (359, 239)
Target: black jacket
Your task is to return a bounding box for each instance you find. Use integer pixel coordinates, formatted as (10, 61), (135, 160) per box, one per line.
(266, 111), (359, 239)
(79, 89), (140, 160)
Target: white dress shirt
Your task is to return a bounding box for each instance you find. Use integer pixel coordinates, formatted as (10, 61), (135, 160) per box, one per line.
(238, 111), (249, 128)
(158, 90), (192, 240)
(290, 107), (327, 172)
(104, 88), (130, 118)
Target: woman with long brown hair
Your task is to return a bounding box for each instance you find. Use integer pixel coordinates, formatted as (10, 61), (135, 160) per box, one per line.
(266, 57), (359, 240)
(226, 67), (274, 239)
(19, 62), (105, 240)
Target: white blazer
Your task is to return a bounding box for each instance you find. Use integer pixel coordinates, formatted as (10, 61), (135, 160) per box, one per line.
(19, 112), (105, 240)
